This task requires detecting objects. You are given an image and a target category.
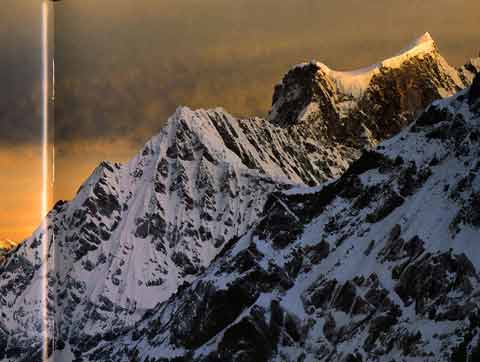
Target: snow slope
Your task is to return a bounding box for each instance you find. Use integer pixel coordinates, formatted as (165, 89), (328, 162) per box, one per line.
(89, 72), (480, 362)
(320, 32), (441, 97)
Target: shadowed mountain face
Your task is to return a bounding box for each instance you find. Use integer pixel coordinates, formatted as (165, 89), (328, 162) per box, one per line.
(0, 35), (479, 361)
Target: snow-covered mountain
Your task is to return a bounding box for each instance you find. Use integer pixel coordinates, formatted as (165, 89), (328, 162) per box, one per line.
(0, 34), (478, 361)
(87, 68), (480, 362)
(269, 33), (475, 143)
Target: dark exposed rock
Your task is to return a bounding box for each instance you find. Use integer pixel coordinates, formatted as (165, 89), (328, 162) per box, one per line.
(306, 279), (338, 310)
(134, 214), (167, 239)
(364, 240), (375, 256)
(169, 279), (261, 349)
(451, 192), (480, 232)
(216, 307), (274, 362)
(305, 241), (330, 264)
(395, 252), (477, 315)
(398, 162), (432, 197)
(171, 252), (199, 276)
(469, 73), (480, 105)
(332, 281), (357, 313)
(344, 150), (393, 177)
(269, 62), (338, 131)
(285, 248), (304, 279)
(396, 330), (423, 356)
(92, 182), (121, 218)
(414, 104), (449, 128)
(220, 243), (263, 274)
(366, 192), (404, 223)
(364, 313), (399, 352)
(255, 196), (304, 248)
(341, 353), (363, 362)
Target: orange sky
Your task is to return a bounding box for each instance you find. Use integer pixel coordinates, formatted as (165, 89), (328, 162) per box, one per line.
(0, 1), (43, 244)
(0, 147), (42, 243)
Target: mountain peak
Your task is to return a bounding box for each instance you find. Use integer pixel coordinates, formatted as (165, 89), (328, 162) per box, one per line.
(381, 31), (437, 69)
(408, 31), (435, 49)
(268, 32), (464, 131)
(469, 71), (480, 104)
(309, 33), (438, 98)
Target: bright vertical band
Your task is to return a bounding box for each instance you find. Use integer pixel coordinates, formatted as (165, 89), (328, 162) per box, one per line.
(41, 1), (50, 360)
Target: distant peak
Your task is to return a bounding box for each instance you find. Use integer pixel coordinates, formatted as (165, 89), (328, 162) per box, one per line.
(269, 31), (458, 125)
(414, 32), (434, 46)
(0, 238), (16, 250)
(393, 31), (436, 58)
(283, 33), (440, 98)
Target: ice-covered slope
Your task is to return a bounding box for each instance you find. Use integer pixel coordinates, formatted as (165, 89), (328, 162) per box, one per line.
(0, 34), (478, 361)
(89, 72), (480, 362)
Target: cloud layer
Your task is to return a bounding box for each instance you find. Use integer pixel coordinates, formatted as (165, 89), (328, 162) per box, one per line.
(0, 1), (42, 146)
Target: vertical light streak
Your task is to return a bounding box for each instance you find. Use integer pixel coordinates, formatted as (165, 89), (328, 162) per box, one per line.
(41, 1), (50, 361)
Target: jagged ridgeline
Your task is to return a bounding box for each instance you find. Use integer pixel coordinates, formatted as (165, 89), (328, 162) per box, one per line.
(0, 34), (479, 362)
(92, 69), (480, 362)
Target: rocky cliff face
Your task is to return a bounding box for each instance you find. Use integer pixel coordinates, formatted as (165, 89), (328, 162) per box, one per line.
(0, 34), (478, 362)
(88, 72), (480, 362)
(269, 33), (477, 148)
